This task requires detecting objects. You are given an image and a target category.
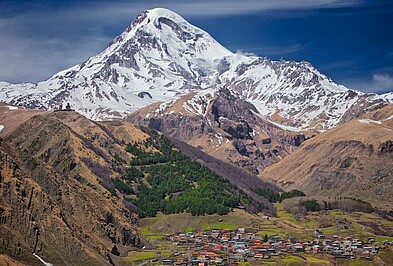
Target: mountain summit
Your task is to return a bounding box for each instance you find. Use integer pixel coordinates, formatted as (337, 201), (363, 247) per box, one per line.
(0, 8), (391, 128)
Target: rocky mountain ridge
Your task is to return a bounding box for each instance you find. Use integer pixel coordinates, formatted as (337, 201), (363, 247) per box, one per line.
(0, 8), (391, 129)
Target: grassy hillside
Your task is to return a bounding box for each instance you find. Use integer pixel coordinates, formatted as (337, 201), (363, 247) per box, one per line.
(114, 205), (393, 265)
(261, 104), (393, 211)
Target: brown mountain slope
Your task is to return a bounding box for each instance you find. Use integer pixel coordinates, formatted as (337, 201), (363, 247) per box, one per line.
(0, 103), (47, 136)
(0, 110), (150, 265)
(1, 108), (281, 264)
(260, 104), (393, 211)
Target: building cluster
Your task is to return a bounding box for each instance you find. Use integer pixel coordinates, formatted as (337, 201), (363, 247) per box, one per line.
(161, 227), (390, 265)
(54, 102), (74, 112)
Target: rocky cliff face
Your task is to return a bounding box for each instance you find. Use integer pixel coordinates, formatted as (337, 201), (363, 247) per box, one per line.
(128, 88), (313, 174)
(0, 149), (110, 265)
(0, 112), (148, 265)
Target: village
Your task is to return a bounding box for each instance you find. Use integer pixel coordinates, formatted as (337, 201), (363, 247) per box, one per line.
(157, 225), (392, 265)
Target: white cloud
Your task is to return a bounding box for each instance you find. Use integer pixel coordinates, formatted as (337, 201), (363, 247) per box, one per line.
(236, 50), (257, 57)
(343, 73), (393, 95)
(162, 0), (361, 16)
(241, 43), (305, 56)
(0, 9), (114, 83)
(0, 32), (111, 83)
(372, 73), (393, 93)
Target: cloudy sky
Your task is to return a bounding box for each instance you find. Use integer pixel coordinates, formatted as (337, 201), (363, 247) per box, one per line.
(0, 0), (392, 94)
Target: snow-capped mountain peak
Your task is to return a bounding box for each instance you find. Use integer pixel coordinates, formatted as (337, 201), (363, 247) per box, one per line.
(85, 7), (232, 73)
(0, 8), (391, 127)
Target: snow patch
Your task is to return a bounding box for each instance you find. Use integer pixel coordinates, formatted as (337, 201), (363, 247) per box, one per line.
(382, 115), (393, 122)
(183, 88), (215, 117)
(215, 133), (223, 145)
(268, 120), (303, 132)
(358, 119), (382, 125)
(253, 111), (302, 132)
(0, 125), (4, 132)
(7, 105), (18, 110)
(155, 98), (178, 115)
(33, 253), (53, 266)
(358, 119), (370, 124)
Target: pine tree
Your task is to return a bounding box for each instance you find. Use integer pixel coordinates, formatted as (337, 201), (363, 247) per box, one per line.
(263, 234), (268, 243)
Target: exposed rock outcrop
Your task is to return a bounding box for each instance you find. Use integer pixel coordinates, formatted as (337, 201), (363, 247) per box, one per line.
(128, 88), (311, 174)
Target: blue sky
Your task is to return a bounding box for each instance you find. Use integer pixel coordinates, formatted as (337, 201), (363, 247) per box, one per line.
(0, 0), (392, 94)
